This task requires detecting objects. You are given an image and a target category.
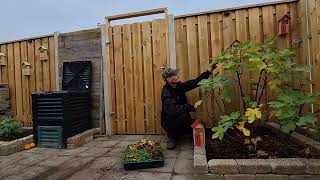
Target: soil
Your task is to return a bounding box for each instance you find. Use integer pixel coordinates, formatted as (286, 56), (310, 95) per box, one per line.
(206, 126), (320, 160)
(0, 131), (32, 142)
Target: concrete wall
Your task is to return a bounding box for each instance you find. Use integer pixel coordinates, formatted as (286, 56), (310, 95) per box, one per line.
(58, 28), (102, 128)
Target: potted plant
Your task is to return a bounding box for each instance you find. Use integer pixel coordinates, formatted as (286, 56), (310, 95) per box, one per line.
(122, 138), (164, 170)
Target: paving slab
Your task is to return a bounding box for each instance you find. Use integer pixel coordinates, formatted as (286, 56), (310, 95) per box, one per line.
(4, 165), (51, 180)
(95, 140), (120, 148)
(172, 174), (195, 180)
(89, 156), (123, 171)
(38, 155), (75, 167)
(102, 146), (125, 157)
(98, 170), (172, 180)
(17, 153), (52, 166)
(174, 158), (195, 174)
(0, 164), (28, 179)
(78, 147), (111, 157)
(142, 158), (176, 173)
(60, 146), (90, 156)
(178, 150), (194, 160)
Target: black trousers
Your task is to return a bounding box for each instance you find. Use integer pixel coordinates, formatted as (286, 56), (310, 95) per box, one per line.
(161, 118), (194, 139)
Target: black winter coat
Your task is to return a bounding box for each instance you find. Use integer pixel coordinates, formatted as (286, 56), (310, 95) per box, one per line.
(160, 70), (212, 134)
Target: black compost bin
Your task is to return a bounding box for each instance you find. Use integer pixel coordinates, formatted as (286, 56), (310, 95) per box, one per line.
(32, 61), (92, 148)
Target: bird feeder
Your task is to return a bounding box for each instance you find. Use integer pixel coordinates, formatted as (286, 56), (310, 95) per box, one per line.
(278, 14), (290, 36)
(0, 52), (6, 66)
(39, 45), (48, 61)
(22, 61), (31, 76)
(191, 119), (205, 147)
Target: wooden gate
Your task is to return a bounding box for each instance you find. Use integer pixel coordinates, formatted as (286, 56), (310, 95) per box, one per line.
(105, 9), (169, 134)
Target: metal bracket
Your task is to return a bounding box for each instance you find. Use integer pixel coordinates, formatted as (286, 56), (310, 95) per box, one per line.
(109, 112), (116, 117)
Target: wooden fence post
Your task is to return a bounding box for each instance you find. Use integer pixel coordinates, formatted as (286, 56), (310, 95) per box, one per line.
(168, 14), (177, 69)
(54, 31), (60, 91)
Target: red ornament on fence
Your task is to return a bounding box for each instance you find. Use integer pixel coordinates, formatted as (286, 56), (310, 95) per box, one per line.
(278, 14), (290, 36)
(191, 119), (205, 147)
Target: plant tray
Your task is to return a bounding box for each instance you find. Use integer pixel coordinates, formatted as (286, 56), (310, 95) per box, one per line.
(123, 159), (164, 171)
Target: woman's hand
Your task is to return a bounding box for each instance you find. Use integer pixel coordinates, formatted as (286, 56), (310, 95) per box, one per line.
(208, 62), (218, 73)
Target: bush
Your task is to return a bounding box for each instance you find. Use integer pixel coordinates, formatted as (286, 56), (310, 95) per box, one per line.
(0, 116), (25, 141)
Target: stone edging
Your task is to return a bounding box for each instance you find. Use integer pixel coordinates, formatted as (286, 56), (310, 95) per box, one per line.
(66, 128), (100, 149)
(0, 135), (33, 156)
(193, 122), (320, 178)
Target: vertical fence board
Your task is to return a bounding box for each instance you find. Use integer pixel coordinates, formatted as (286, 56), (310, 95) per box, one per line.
(132, 23), (145, 134)
(142, 21), (155, 134)
(0, 45), (8, 83)
(123, 24), (135, 134)
(14, 42), (23, 123)
(113, 25), (126, 134)
(186, 16), (200, 119)
(198, 15), (213, 126)
(41, 38), (51, 91)
(27, 40), (36, 122)
(20, 41), (30, 124)
(49, 37), (56, 90)
(6, 44), (16, 116)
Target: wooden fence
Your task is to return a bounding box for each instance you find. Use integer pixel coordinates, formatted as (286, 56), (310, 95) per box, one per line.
(174, 0), (300, 127)
(298, 0), (320, 117)
(0, 36), (57, 126)
(108, 19), (168, 134)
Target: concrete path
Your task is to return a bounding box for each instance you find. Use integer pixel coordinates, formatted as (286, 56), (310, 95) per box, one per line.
(0, 135), (213, 180)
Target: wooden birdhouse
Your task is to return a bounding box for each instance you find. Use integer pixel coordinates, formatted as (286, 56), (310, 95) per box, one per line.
(0, 52), (6, 66)
(278, 14), (290, 36)
(230, 40), (241, 49)
(39, 45), (48, 61)
(191, 119), (205, 147)
(22, 61), (31, 76)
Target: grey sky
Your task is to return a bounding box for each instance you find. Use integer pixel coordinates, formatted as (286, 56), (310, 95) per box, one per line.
(0, 0), (278, 42)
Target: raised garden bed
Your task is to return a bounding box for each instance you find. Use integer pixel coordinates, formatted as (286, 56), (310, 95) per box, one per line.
(0, 127), (33, 156)
(193, 123), (320, 179)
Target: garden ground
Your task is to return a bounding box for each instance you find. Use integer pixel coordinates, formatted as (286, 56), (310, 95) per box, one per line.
(0, 135), (214, 180)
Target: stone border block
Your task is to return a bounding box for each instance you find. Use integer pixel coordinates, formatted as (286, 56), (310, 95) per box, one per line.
(299, 159), (320, 174)
(267, 158), (306, 175)
(236, 159), (272, 174)
(0, 135), (33, 156)
(208, 159), (239, 174)
(66, 128), (100, 149)
(256, 174), (289, 180)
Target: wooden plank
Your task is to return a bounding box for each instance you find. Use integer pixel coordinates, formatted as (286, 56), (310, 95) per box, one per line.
(42, 38), (50, 91)
(132, 23), (145, 134)
(142, 21), (155, 134)
(223, 11), (238, 113)
(0, 45), (8, 84)
(262, 6), (276, 41)
(175, 18), (189, 81)
(108, 27), (117, 134)
(27, 40), (36, 123)
(249, 8), (262, 43)
(54, 32), (59, 90)
(276, 4), (290, 48)
(236, 9), (250, 114)
(168, 15), (176, 69)
(13, 42), (23, 124)
(123, 24), (135, 134)
(159, 20), (168, 134)
(210, 13), (224, 123)
(107, 8), (167, 21)
(151, 20), (162, 134)
(113, 25), (126, 134)
(186, 16), (200, 119)
(20, 41), (30, 126)
(34, 39), (43, 92)
(49, 37), (56, 90)
(6, 43), (16, 116)
(198, 15), (213, 126)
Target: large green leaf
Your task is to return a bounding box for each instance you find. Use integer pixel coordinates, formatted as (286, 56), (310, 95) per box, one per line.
(296, 113), (317, 126)
(293, 66), (312, 72)
(268, 101), (286, 108)
(280, 121), (296, 133)
(222, 90), (233, 103)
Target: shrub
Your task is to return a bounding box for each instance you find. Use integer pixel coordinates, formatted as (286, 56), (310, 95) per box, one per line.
(0, 116), (25, 141)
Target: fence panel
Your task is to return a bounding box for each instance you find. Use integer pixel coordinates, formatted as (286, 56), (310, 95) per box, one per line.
(0, 36), (56, 126)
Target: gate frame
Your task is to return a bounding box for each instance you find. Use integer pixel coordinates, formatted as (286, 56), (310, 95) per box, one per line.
(102, 8), (172, 135)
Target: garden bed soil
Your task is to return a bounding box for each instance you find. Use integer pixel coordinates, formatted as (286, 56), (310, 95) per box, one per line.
(206, 127), (320, 160)
(0, 131), (32, 142)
